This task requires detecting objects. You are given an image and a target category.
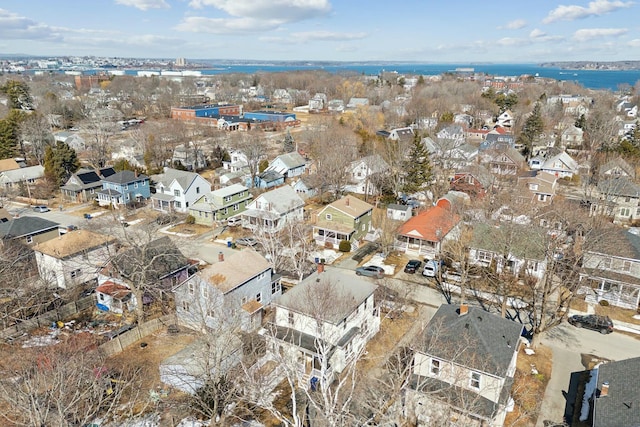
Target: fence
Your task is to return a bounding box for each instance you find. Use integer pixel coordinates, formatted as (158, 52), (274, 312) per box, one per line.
(0, 295), (96, 341)
(98, 314), (177, 357)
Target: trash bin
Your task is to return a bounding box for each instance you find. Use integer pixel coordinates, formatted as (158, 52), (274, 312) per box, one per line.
(227, 240), (232, 248)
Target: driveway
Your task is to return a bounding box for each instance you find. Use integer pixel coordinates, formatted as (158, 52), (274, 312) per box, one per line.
(536, 323), (640, 426)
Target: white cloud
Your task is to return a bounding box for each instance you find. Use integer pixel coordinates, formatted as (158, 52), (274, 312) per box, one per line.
(499, 19), (527, 30)
(543, 0), (633, 23)
(628, 39), (640, 47)
(573, 27), (628, 41)
(529, 28), (546, 38)
(496, 37), (529, 47)
(290, 30), (367, 42)
(187, 0), (331, 22)
(114, 0), (169, 10)
(175, 16), (284, 34)
(0, 8), (62, 41)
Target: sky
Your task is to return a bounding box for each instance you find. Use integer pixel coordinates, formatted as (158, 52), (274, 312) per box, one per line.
(0, 0), (639, 63)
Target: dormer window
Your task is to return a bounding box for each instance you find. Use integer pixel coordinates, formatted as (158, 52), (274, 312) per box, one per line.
(325, 214), (332, 221)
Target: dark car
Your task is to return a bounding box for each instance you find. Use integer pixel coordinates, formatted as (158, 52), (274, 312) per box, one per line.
(404, 259), (422, 274)
(355, 265), (385, 278)
(568, 314), (614, 334)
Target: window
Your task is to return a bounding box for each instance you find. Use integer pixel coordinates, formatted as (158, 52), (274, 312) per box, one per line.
(225, 195), (232, 202)
(623, 260), (632, 272)
(538, 194), (548, 202)
(233, 203), (239, 211)
(470, 372), (481, 389)
(142, 181), (146, 186)
(181, 301), (190, 311)
(256, 292), (262, 303)
(196, 187), (200, 194)
(26, 235), (33, 244)
(124, 184), (129, 190)
(188, 282), (195, 295)
(241, 296), (248, 305)
(288, 311), (294, 325)
(476, 250), (492, 262)
(325, 213), (332, 221)
(602, 257), (612, 269)
(202, 286), (209, 298)
(70, 269), (81, 278)
(206, 308), (214, 318)
(430, 359), (441, 376)
(175, 201), (182, 208)
(272, 281), (281, 295)
(174, 189), (181, 197)
(621, 207), (631, 217)
(134, 183), (138, 188)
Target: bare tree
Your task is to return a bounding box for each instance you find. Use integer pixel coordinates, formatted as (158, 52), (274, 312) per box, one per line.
(82, 107), (120, 168)
(229, 132), (269, 188)
(19, 112), (54, 164)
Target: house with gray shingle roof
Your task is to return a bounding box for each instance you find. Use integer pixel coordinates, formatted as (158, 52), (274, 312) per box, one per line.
(174, 249), (280, 332)
(188, 183), (252, 226)
(97, 170), (150, 207)
(599, 157), (635, 180)
(150, 168), (211, 213)
(240, 185), (304, 233)
(265, 151), (307, 179)
(580, 227), (640, 310)
(593, 177), (640, 225)
(61, 167), (116, 203)
(591, 356), (640, 426)
(406, 304), (523, 427)
(267, 266), (380, 385)
(0, 216), (60, 245)
(0, 165), (45, 193)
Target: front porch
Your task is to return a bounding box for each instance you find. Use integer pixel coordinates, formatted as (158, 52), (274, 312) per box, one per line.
(580, 274), (640, 310)
(242, 209), (282, 233)
(314, 226), (356, 250)
(394, 235), (439, 259)
(151, 193), (175, 212)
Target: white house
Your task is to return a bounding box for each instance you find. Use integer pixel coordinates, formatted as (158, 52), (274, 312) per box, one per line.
(496, 110), (514, 128)
(240, 185), (305, 233)
(345, 154), (390, 195)
(406, 304), (523, 427)
(267, 266), (380, 387)
(174, 249), (281, 332)
(150, 168), (211, 213)
(540, 151), (579, 179)
(33, 229), (115, 289)
(265, 151), (307, 179)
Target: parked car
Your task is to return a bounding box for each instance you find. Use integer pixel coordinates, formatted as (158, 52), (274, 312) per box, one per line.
(227, 216), (242, 227)
(355, 265), (385, 278)
(236, 237), (258, 247)
(568, 314), (614, 334)
(32, 205), (50, 213)
(422, 259), (443, 277)
(404, 259), (422, 274)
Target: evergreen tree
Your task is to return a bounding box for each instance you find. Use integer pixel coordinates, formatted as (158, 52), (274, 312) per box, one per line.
(43, 141), (80, 187)
(0, 109), (26, 158)
(575, 114), (586, 129)
(283, 128), (295, 153)
(402, 133), (433, 195)
(517, 103), (544, 159)
(0, 80), (33, 110)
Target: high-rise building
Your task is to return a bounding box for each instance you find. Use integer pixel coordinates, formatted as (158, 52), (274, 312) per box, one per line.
(175, 57), (187, 67)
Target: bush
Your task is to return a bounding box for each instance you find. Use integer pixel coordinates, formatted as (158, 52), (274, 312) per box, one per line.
(185, 215), (195, 225)
(599, 299), (609, 307)
(338, 240), (352, 252)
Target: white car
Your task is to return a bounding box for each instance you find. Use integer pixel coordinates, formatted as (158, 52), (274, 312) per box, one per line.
(227, 217), (242, 227)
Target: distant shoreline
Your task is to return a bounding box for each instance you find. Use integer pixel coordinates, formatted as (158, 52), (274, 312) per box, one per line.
(540, 61), (640, 71)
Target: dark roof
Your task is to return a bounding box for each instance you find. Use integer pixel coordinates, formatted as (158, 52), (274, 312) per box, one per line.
(111, 236), (189, 284)
(0, 216), (59, 239)
(421, 304), (523, 377)
(258, 170), (284, 183)
(76, 170), (102, 185)
(594, 356), (640, 427)
(589, 228), (640, 260)
(597, 177), (640, 198)
(99, 167), (116, 178)
(103, 170), (148, 185)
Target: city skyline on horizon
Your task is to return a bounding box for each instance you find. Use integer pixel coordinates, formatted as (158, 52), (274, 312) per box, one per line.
(1, 0), (639, 63)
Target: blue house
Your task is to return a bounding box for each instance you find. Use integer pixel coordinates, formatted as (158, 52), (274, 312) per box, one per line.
(253, 170), (285, 189)
(97, 170), (150, 207)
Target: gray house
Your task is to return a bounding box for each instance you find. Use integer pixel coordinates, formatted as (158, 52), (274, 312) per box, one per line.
(174, 249), (281, 332)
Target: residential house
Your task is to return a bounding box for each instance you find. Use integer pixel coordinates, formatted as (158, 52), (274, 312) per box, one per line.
(394, 197), (462, 260)
(451, 164), (495, 199)
(540, 151), (579, 179)
(0, 158), (21, 172)
(240, 185), (305, 233)
(291, 174), (320, 200)
(313, 195), (373, 251)
(436, 124), (466, 146)
(406, 304), (523, 427)
(98, 236), (194, 310)
(617, 99), (638, 118)
(478, 144), (525, 176)
(95, 281), (135, 314)
(561, 125), (584, 148)
(346, 97), (369, 110)
(598, 157), (635, 180)
(327, 99), (345, 113)
(150, 168), (211, 213)
(388, 127), (414, 143)
(469, 222), (547, 280)
(466, 128), (490, 143)
(593, 177), (640, 224)
(0, 165), (44, 193)
(387, 204), (413, 222)
(223, 150), (249, 173)
(174, 249), (280, 332)
(267, 266), (380, 386)
(254, 170), (285, 189)
(33, 229), (115, 289)
(345, 154), (389, 195)
(479, 129), (515, 151)
(53, 131), (86, 151)
(171, 142), (207, 171)
(97, 170), (150, 207)
(516, 171), (558, 205)
(61, 167), (116, 203)
(0, 216), (60, 246)
(579, 227), (640, 310)
(496, 109), (514, 128)
(585, 357), (640, 427)
(308, 93), (327, 112)
(189, 184), (252, 226)
(265, 152), (307, 179)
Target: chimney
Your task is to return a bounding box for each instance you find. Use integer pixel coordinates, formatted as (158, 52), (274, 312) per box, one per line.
(459, 303), (469, 316)
(345, 197), (350, 207)
(601, 382), (609, 397)
(218, 251), (224, 262)
(317, 262), (324, 274)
